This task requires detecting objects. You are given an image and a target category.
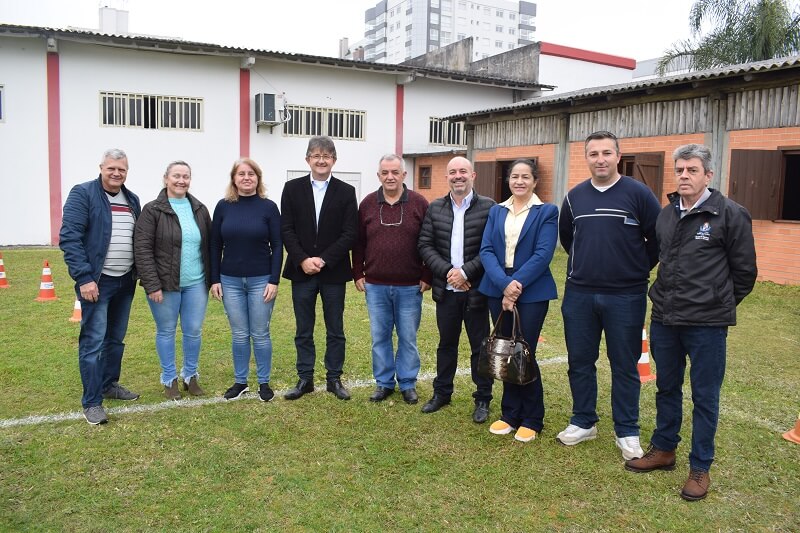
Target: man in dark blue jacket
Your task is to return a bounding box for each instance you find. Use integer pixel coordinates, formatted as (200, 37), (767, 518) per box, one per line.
(557, 131), (662, 460)
(625, 144), (757, 501)
(60, 149), (141, 425)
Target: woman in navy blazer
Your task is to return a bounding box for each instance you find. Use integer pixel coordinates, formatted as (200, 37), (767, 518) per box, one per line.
(478, 159), (558, 443)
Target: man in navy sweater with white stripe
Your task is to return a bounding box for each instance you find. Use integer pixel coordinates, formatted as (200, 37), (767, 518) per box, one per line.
(557, 131), (662, 460)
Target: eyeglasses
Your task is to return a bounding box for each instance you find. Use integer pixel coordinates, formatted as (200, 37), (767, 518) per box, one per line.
(379, 203), (403, 226)
(308, 154), (334, 162)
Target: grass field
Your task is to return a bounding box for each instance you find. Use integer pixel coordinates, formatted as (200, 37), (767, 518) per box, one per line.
(0, 247), (798, 531)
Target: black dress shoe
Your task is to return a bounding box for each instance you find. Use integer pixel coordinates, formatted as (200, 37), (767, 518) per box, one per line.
(472, 400), (490, 423)
(370, 387), (394, 402)
(326, 379), (351, 400)
(284, 379), (314, 400)
(401, 388), (418, 405)
(421, 394), (451, 413)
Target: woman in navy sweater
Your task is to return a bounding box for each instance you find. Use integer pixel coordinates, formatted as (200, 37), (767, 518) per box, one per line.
(478, 159), (558, 443)
(210, 158), (282, 402)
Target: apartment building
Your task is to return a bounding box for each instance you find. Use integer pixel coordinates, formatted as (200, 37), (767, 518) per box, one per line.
(363, 0), (536, 63)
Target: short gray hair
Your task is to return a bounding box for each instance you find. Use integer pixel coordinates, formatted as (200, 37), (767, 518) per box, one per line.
(378, 154), (405, 171)
(102, 148), (127, 163)
(673, 144), (712, 173)
(306, 136), (337, 158)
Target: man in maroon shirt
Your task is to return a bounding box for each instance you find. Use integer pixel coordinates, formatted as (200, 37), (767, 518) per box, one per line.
(352, 154), (432, 404)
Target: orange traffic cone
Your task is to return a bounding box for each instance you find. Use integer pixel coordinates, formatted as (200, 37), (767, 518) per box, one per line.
(69, 299), (82, 322)
(34, 260), (58, 301)
(783, 414), (800, 444)
(0, 252), (8, 288)
(638, 327), (656, 383)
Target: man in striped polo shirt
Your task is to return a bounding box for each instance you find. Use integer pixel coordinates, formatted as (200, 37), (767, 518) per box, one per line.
(60, 149), (142, 425)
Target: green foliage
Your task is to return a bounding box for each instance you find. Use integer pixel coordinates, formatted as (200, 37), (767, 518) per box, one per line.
(0, 248), (798, 531)
(657, 0), (800, 74)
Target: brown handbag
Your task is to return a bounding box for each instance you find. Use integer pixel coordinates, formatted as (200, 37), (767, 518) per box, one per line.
(477, 307), (539, 385)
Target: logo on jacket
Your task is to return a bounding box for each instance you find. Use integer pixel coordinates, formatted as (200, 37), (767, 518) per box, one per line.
(695, 222), (711, 241)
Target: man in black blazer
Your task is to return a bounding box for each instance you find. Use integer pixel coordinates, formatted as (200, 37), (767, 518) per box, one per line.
(281, 136), (358, 400)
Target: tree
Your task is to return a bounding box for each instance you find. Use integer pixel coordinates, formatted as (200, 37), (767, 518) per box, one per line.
(657, 0), (800, 75)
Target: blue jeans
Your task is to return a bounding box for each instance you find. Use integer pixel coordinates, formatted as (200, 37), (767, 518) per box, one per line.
(561, 288), (646, 437)
(146, 282), (208, 386)
(365, 283), (422, 391)
(649, 321), (728, 472)
(291, 278), (346, 382)
(78, 272), (136, 408)
(489, 299), (549, 432)
(221, 275), (275, 384)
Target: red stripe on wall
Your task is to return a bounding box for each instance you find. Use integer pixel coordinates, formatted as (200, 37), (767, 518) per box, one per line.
(240, 69), (250, 157)
(47, 52), (63, 245)
(539, 42), (636, 70)
(395, 85), (404, 156)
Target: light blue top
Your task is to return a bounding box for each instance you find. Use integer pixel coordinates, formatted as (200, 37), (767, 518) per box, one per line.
(169, 197), (204, 288)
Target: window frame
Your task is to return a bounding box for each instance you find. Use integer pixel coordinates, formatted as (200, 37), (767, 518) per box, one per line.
(428, 117), (466, 147)
(419, 165), (432, 189)
(99, 91), (202, 131)
(283, 104), (366, 141)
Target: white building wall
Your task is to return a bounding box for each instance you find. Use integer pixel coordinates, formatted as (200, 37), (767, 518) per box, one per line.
(0, 31), (527, 244)
(248, 60), (398, 203)
(57, 41), (240, 214)
(402, 77), (512, 154)
(539, 55), (634, 95)
(0, 36), (50, 244)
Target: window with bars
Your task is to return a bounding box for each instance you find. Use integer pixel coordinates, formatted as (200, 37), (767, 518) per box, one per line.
(429, 117), (466, 146)
(284, 104), (366, 140)
(100, 91), (202, 131)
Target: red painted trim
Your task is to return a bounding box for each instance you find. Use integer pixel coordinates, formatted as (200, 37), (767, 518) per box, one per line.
(395, 85), (404, 156)
(47, 52), (63, 245)
(539, 42), (636, 70)
(239, 69), (250, 157)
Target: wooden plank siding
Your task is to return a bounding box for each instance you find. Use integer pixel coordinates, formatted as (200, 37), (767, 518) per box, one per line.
(474, 85), (800, 150)
(727, 85), (800, 129)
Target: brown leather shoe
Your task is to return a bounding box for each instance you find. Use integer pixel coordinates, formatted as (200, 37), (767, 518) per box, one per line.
(681, 469), (710, 501)
(164, 379), (181, 401)
(183, 376), (205, 396)
(624, 446), (676, 472)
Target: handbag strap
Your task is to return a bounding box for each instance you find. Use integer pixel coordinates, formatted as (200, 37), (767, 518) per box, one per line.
(511, 306), (526, 341)
(488, 309), (506, 337)
(490, 306), (526, 341)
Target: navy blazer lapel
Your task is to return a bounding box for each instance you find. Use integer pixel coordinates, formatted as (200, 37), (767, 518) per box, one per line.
(517, 204), (542, 244)
(494, 207), (510, 258)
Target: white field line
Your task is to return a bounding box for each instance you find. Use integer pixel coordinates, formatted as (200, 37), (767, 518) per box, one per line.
(0, 356), (568, 429)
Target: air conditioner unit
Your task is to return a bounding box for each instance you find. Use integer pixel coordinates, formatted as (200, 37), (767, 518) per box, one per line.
(255, 93), (284, 125)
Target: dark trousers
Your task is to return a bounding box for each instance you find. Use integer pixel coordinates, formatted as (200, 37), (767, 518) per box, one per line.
(432, 290), (493, 402)
(561, 288), (646, 437)
(488, 298), (548, 432)
(78, 272), (136, 408)
(291, 278), (346, 382)
(649, 321), (728, 472)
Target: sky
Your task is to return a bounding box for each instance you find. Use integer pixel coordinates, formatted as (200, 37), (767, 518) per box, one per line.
(0, 0), (696, 61)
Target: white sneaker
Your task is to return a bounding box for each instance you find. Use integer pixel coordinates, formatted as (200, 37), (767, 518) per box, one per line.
(556, 424), (597, 445)
(615, 435), (644, 460)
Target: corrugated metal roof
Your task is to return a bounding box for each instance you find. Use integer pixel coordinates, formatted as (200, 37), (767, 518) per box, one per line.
(0, 23), (548, 90)
(448, 55), (800, 119)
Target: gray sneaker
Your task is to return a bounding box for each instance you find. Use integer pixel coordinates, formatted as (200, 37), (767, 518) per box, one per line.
(102, 382), (140, 401)
(83, 405), (108, 425)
